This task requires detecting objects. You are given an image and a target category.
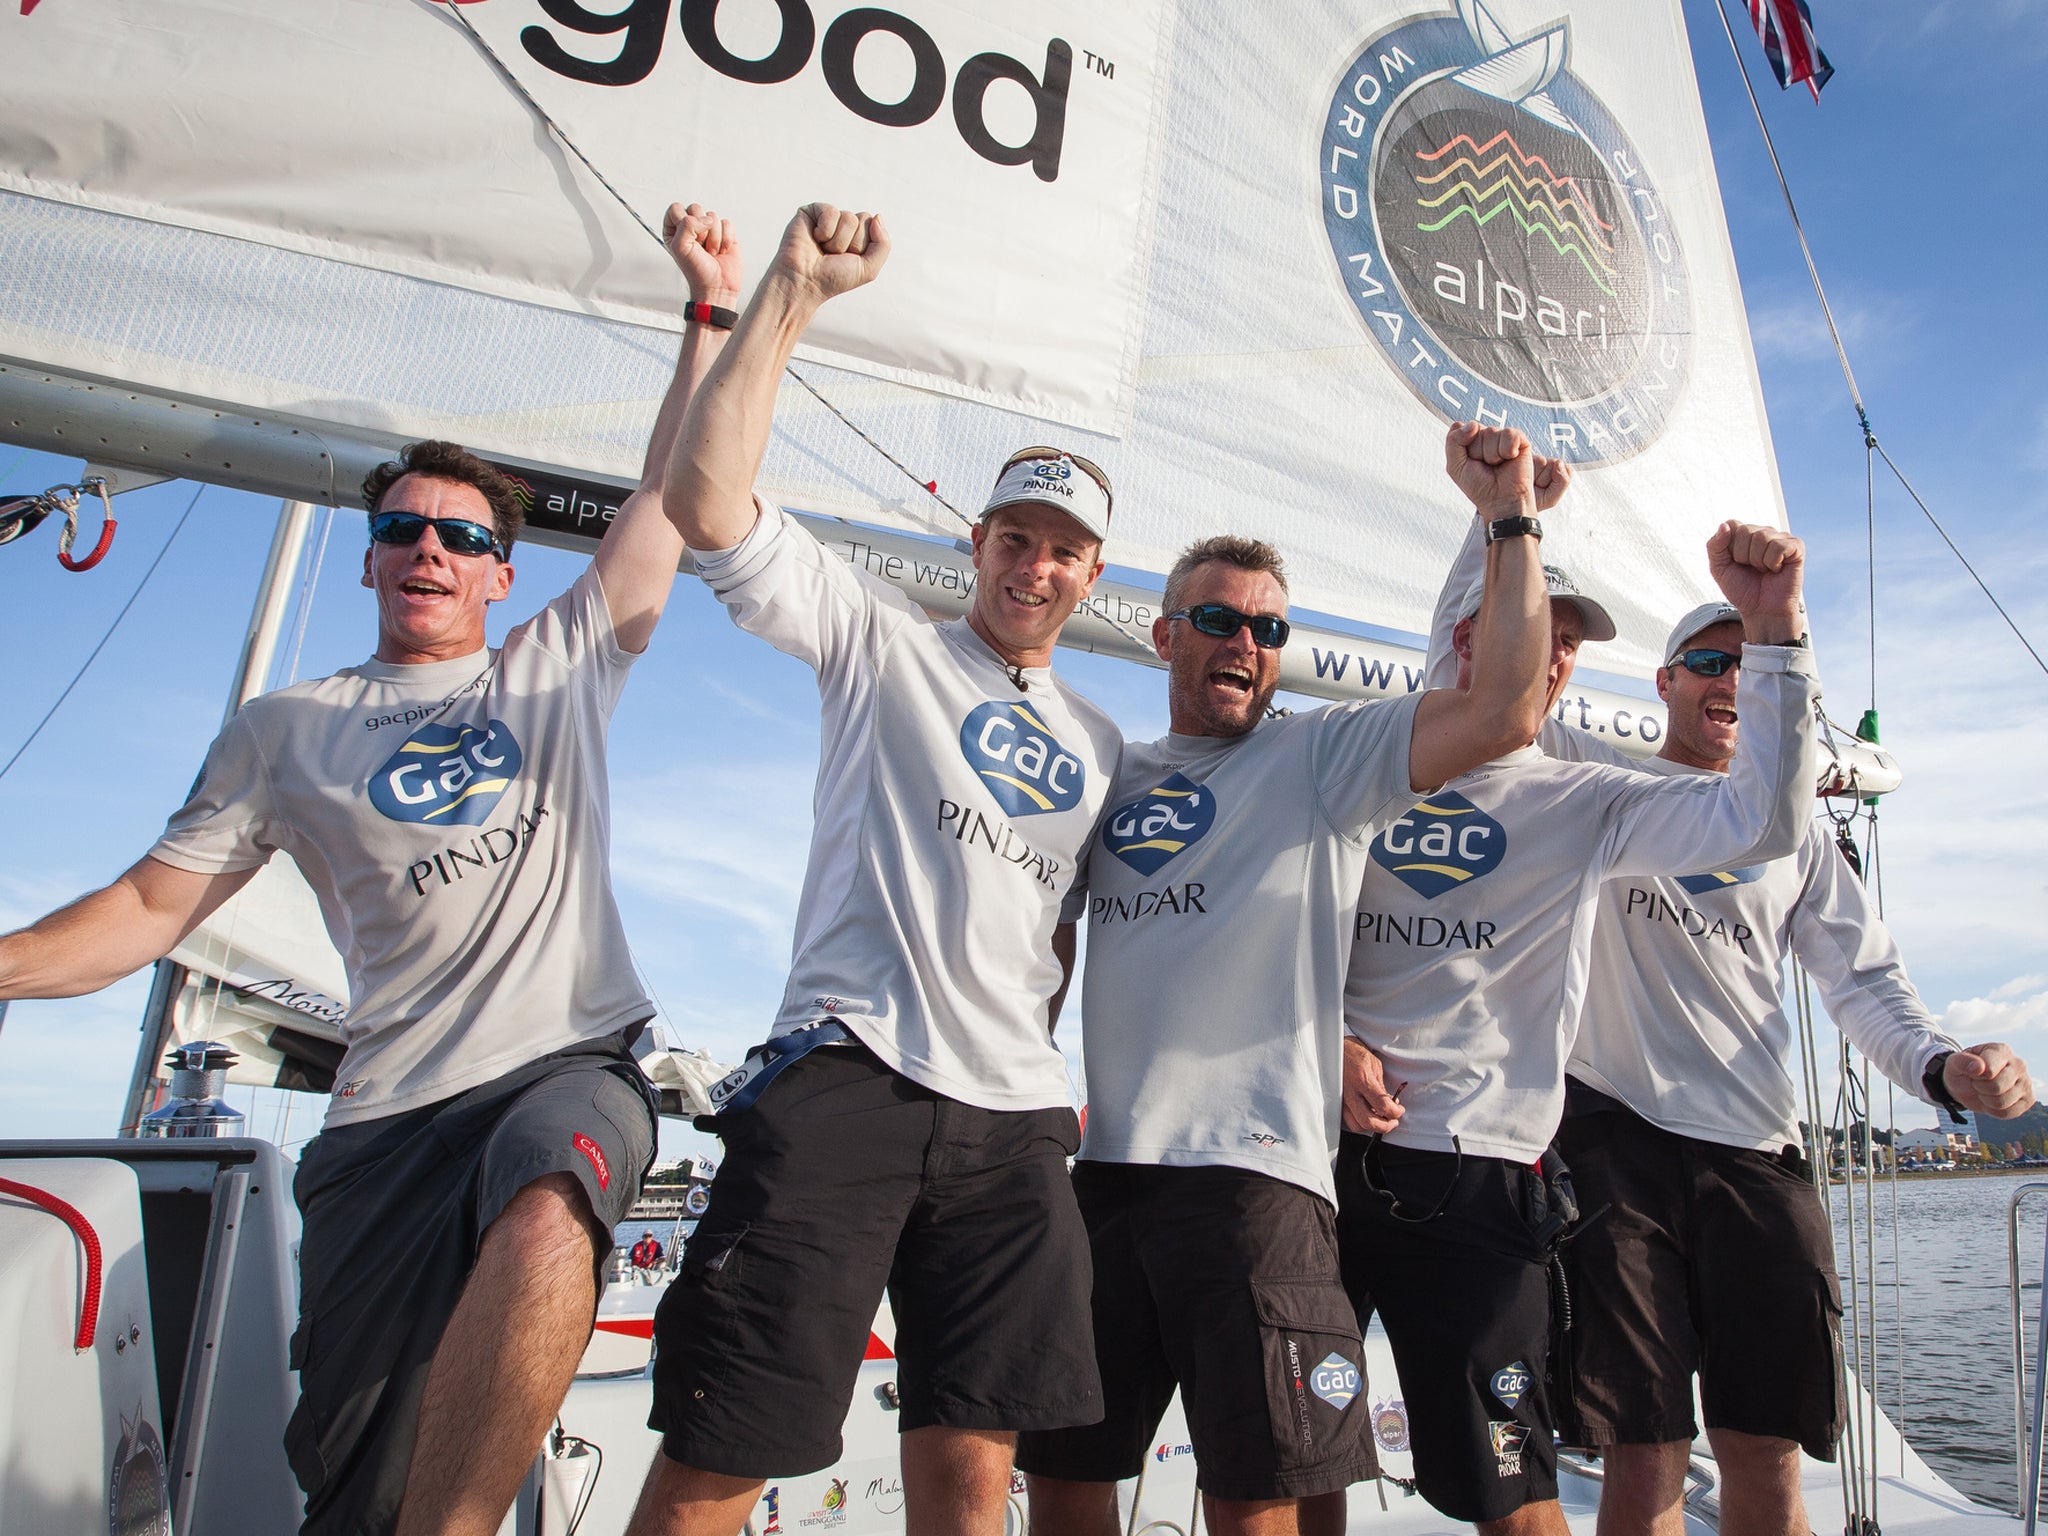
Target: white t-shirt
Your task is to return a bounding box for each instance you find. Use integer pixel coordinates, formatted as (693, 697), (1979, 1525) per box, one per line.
(694, 503), (1122, 1112)
(151, 567), (652, 1127)
(1550, 744), (1956, 1149)
(1074, 695), (1424, 1202)
(1342, 517), (1819, 1162)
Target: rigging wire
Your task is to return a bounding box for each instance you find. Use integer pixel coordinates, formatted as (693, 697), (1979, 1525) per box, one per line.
(428, 0), (1170, 665)
(0, 483), (206, 787)
(1709, 0), (2047, 686)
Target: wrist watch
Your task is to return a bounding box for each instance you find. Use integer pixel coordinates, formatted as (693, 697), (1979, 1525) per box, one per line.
(1485, 515), (1542, 543)
(1922, 1050), (1969, 1125)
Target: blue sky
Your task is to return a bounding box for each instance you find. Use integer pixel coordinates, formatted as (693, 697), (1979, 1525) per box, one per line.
(2, 0), (2045, 1156)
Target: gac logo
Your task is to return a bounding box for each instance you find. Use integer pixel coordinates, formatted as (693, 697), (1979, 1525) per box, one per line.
(368, 719), (523, 827)
(1106, 772), (1215, 874)
(959, 700), (1085, 817)
(1371, 791), (1505, 899)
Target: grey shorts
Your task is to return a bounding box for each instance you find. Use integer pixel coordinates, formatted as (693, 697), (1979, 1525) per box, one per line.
(284, 1033), (657, 1535)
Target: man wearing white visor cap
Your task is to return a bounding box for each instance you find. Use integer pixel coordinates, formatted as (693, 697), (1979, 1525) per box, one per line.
(1338, 493), (1822, 1536)
(1542, 597), (2035, 1536)
(627, 204), (1123, 1536)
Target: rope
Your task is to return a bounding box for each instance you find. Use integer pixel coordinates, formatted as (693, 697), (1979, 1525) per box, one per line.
(427, 0), (1169, 664)
(0, 483), (206, 787)
(0, 1177), (103, 1350)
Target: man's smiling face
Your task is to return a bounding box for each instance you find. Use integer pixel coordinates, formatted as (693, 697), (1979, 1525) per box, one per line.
(1657, 618), (1745, 770)
(1156, 561), (1288, 738)
(967, 502), (1103, 669)
(361, 474), (514, 665)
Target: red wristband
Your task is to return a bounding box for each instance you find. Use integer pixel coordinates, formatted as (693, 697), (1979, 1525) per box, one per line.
(685, 302), (738, 331)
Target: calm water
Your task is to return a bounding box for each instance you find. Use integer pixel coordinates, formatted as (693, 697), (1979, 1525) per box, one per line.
(616, 1174), (2047, 1514)
(1827, 1169), (2048, 1514)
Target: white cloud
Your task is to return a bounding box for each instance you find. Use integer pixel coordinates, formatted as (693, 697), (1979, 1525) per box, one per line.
(1937, 981), (2048, 1044)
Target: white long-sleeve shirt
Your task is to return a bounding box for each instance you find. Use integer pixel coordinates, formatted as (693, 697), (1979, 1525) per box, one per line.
(1341, 517), (1819, 1162)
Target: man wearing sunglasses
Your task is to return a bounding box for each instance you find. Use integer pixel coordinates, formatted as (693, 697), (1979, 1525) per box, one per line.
(1018, 423), (1564, 1536)
(1533, 602), (2035, 1536)
(1334, 496), (1823, 1536)
(0, 201), (745, 1535)
(623, 204), (1124, 1536)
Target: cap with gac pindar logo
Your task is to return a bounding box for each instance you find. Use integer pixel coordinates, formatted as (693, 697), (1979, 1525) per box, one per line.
(982, 454), (1111, 544)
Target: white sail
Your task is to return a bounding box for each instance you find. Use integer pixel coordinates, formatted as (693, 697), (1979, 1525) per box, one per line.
(0, 0), (1784, 677)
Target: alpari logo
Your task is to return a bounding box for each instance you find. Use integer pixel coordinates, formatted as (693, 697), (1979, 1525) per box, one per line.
(1320, 0), (1692, 464)
(1371, 791), (1505, 898)
(520, 0), (1075, 182)
(1311, 1352), (1362, 1410)
(1676, 863), (1766, 896)
(1106, 772), (1215, 874)
(960, 699), (1085, 817)
(368, 719), (523, 827)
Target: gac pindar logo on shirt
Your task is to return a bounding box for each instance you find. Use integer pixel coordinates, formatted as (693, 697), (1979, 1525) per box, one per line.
(1311, 1352), (1363, 1410)
(1105, 772), (1216, 875)
(1320, 0), (1692, 465)
(959, 700), (1086, 817)
(1372, 791), (1505, 898)
(369, 719), (524, 826)
(1676, 864), (1766, 896)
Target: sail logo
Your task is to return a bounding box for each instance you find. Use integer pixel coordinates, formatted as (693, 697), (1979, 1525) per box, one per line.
(959, 700), (1086, 817)
(1319, 0), (1693, 464)
(1374, 1398), (1412, 1452)
(1371, 791), (1505, 898)
(1311, 1352), (1363, 1409)
(368, 719), (523, 827)
(1676, 864), (1767, 895)
(1105, 772), (1215, 874)
(518, 0), (1075, 183)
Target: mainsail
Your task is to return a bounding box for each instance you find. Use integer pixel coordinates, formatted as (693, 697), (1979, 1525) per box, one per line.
(0, 0), (1786, 680)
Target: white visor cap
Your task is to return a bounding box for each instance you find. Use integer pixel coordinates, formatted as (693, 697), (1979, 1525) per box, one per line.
(1458, 563), (1618, 643)
(1662, 600), (1743, 666)
(981, 454), (1111, 545)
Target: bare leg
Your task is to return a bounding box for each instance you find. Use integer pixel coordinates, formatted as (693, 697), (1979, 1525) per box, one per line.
(1299, 1489), (1347, 1536)
(1202, 1493), (1317, 1534)
(395, 1173), (604, 1536)
(1593, 1442), (1690, 1536)
(1705, 1428), (1807, 1536)
(1025, 1474), (1120, 1536)
(623, 1453), (764, 1536)
(903, 1426), (1016, 1536)
(1478, 1497), (1574, 1536)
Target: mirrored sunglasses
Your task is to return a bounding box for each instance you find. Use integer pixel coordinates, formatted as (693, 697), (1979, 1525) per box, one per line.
(1672, 648), (1741, 678)
(1170, 603), (1291, 649)
(369, 510), (506, 559)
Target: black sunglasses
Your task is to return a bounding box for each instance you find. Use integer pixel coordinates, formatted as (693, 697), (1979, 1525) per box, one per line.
(1672, 648), (1741, 678)
(1169, 603), (1291, 650)
(1360, 1133), (1464, 1224)
(369, 510), (506, 560)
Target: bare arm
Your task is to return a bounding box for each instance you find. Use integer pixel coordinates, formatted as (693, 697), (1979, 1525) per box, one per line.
(1048, 920), (1078, 1034)
(1408, 424), (1552, 789)
(0, 855), (257, 1000)
(663, 203), (891, 555)
(594, 202), (743, 654)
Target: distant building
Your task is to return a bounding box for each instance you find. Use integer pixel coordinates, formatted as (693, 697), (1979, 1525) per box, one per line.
(1895, 1126), (1975, 1160)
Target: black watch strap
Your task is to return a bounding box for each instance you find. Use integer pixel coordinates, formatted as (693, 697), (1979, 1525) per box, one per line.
(685, 301), (739, 330)
(1922, 1050), (1969, 1125)
(1486, 515), (1543, 544)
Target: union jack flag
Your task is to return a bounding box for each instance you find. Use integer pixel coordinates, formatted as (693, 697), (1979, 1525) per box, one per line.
(1748, 0), (1835, 100)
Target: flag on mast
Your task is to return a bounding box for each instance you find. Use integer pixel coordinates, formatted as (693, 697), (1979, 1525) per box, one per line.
(1747, 0), (1835, 100)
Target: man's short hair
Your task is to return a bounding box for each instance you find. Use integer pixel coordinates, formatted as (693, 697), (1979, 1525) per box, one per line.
(362, 441), (526, 556)
(1163, 535), (1290, 616)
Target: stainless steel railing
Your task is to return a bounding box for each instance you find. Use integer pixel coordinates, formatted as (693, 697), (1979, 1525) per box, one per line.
(2007, 1182), (2048, 1525)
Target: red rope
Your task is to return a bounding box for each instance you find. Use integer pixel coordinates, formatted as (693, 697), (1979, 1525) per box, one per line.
(0, 1177), (103, 1350)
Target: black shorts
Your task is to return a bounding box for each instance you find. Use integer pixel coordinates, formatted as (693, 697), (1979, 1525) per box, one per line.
(285, 1032), (657, 1536)
(1335, 1133), (1564, 1524)
(1554, 1087), (1844, 1459)
(649, 1042), (1098, 1478)
(1015, 1162), (1378, 1502)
